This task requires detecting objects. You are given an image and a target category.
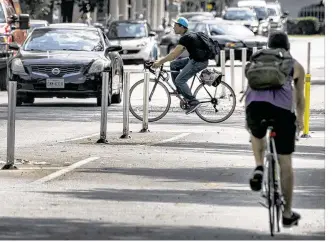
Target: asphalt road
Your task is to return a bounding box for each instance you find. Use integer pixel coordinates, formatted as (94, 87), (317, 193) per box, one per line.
(0, 36), (325, 240)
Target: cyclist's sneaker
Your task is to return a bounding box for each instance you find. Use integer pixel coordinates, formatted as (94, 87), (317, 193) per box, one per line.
(283, 211), (301, 228)
(249, 166), (263, 191)
(186, 102), (201, 115)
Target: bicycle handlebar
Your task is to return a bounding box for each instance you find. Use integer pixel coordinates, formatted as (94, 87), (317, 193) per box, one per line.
(144, 61), (165, 75)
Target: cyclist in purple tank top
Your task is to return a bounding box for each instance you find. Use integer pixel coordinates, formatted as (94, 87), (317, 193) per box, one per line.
(245, 31), (305, 228)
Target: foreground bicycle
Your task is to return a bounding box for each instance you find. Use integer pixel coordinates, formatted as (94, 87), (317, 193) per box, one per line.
(259, 119), (289, 236)
(129, 62), (236, 123)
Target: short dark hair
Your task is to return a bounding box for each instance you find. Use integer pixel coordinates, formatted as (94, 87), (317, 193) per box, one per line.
(268, 31), (290, 51)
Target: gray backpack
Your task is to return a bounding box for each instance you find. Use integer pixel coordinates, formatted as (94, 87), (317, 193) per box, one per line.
(245, 48), (293, 90)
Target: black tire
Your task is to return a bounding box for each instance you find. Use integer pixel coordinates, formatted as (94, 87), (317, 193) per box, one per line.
(97, 93), (111, 107)
(215, 53), (221, 67)
(193, 81), (236, 123)
(16, 98), (23, 106)
(23, 96), (35, 104)
(111, 92), (122, 104)
(129, 78), (171, 122)
(0, 68), (7, 91)
(268, 157), (276, 236)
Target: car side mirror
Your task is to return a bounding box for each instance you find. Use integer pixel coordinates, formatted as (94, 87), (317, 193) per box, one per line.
(8, 42), (20, 51)
(106, 45), (122, 52)
(149, 31), (157, 37)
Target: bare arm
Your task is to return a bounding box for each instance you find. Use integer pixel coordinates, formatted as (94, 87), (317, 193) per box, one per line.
(156, 45), (186, 65)
(293, 59), (305, 121)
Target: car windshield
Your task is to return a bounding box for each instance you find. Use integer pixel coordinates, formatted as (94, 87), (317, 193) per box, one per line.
(23, 28), (103, 51)
(252, 7), (269, 20)
(108, 22), (147, 39)
(209, 23), (255, 36)
(223, 9), (256, 20)
(0, 4), (5, 23)
(267, 7), (277, 16)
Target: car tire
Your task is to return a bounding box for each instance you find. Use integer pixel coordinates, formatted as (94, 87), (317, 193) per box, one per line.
(215, 53), (221, 67)
(97, 93), (111, 107)
(24, 96), (35, 104)
(16, 98), (23, 106)
(0, 68), (7, 91)
(111, 92), (122, 104)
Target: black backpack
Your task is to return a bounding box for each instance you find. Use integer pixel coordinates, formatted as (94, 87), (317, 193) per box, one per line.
(192, 32), (220, 61)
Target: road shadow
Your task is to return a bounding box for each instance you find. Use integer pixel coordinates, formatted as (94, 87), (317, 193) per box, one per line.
(71, 167), (324, 209)
(152, 142), (325, 160)
(0, 217), (324, 240)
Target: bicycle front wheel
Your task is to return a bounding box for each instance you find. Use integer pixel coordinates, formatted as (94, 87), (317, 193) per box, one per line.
(194, 81), (236, 123)
(129, 78), (171, 122)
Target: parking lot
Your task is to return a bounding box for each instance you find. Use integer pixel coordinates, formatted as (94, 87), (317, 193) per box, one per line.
(0, 36), (325, 239)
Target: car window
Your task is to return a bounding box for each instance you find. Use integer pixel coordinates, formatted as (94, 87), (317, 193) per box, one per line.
(252, 7), (269, 20)
(209, 23), (255, 36)
(224, 9), (256, 21)
(188, 22), (197, 32)
(195, 24), (208, 34)
(108, 22), (148, 39)
(24, 28), (104, 51)
(0, 4), (6, 23)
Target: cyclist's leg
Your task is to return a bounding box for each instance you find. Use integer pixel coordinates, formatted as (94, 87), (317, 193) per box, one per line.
(170, 57), (190, 90)
(273, 108), (301, 226)
(174, 59), (208, 104)
(246, 102), (270, 191)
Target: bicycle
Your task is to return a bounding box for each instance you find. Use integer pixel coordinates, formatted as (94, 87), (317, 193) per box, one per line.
(129, 61), (236, 123)
(259, 119), (287, 236)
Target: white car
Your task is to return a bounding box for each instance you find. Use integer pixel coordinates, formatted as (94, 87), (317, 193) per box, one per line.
(107, 20), (159, 65)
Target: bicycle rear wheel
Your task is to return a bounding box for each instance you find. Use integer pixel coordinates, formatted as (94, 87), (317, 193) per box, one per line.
(193, 81), (236, 123)
(268, 156), (276, 236)
(129, 78), (171, 122)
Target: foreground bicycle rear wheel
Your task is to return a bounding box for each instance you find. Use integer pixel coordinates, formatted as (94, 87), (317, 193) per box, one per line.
(268, 156), (276, 236)
(194, 81), (236, 123)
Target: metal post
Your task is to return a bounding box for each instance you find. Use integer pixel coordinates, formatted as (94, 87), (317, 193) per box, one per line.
(140, 71), (150, 133)
(301, 42), (311, 138)
(3, 81), (17, 170)
(307, 42), (311, 74)
(97, 71), (109, 143)
(241, 48), (247, 93)
(253, 47), (258, 54)
(220, 50), (226, 96)
(120, 72), (131, 139)
(230, 49), (235, 92)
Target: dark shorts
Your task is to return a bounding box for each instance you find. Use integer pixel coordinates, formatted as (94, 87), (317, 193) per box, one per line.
(246, 101), (297, 155)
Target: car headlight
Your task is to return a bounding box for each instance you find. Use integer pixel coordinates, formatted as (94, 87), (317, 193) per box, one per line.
(11, 58), (27, 75)
(88, 59), (105, 74)
(225, 42), (243, 48)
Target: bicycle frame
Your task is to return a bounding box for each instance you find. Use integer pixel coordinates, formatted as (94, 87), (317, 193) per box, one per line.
(148, 67), (219, 105)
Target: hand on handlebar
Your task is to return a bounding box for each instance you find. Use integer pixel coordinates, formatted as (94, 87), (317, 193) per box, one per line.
(152, 60), (163, 69)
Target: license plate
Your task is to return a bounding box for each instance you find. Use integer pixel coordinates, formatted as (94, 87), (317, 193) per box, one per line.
(46, 79), (64, 88)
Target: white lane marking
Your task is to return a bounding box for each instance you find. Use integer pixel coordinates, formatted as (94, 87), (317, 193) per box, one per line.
(58, 133), (99, 143)
(31, 157), (99, 184)
(155, 133), (191, 144)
